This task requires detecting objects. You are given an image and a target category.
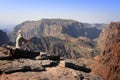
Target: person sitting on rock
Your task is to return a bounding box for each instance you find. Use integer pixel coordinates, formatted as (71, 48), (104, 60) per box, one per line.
(16, 30), (30, 50)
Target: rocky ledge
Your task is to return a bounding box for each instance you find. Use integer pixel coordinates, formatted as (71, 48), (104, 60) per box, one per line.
(0, 46), (103, 80)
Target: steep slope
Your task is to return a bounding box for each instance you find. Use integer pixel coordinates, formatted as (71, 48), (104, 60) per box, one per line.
(95, 22), (120, 80)
(9, 19), (103, 42)
(28, 36), (97, 59)
(0, 30), (9, 46)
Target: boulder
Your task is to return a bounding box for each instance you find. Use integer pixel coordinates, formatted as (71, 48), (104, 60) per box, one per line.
(41, 60), (58, 67)
(35, 52), (49, 60)
(60, 59), (91, 73)
(35, 55), (48, 60)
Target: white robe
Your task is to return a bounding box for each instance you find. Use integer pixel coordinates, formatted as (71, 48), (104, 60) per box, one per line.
(16, 34), (25, 49)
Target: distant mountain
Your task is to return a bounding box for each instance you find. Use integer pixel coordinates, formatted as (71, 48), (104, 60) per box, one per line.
(2, 28), (12, 34)
(0, 30), (9, 46)
(0, 25), (14, 34)
(95, 22), (120, 80)
(83, 23), (107, 30)
(9, 19), (106, 42)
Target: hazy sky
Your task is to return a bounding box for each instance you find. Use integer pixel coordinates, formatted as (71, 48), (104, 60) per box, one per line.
(0, 0), (120, 25)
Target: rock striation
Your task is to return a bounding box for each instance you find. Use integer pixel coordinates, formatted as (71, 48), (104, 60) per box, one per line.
(9, 19), (104, 42)
(28, 36), (97, 59)
(95, 22), (120, 80)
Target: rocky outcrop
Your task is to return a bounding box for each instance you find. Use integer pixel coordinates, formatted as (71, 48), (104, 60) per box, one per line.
(0, 30), (9, 46)
(0, 46), (103, 80)
(95, 22), (120, 80)
(10, 48), (40, 59)
(0, 59), (45, 74)
(60, 59), (91, 73)
(9, 19), (104, 42)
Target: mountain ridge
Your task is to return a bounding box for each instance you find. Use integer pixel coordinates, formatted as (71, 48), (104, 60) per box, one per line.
(9, 19), (106, 42)
(0, 30), (9, 46)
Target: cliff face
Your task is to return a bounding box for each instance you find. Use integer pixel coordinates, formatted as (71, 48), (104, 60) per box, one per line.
(9, 19), (103, 42)
(96, 22), (120, 80)
(0, 30), (9, 46)
(28, 36), (97, 59)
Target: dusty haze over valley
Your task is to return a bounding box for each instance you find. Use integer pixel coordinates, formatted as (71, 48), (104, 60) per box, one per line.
(0, 0), (120, 80)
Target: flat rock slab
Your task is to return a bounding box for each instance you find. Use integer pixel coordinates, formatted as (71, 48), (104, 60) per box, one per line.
(36, 52), (61, 60)
(11, 49), (40, 59)
(0, 59), (45, 74)
(60, 59), (91, 73)
(41, 60), (58, 67)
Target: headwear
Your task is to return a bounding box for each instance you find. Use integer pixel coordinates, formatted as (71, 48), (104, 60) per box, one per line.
(18, 30), (23, 34)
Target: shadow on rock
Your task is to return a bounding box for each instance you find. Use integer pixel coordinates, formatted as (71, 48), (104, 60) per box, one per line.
(10, 49), (40, 59)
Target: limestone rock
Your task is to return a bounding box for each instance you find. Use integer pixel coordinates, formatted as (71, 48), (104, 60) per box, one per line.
(95, 22), (120, 80)
(60, 59), (91, 73)
(0, 59), (45, 74)
(41, 60), (58, 67)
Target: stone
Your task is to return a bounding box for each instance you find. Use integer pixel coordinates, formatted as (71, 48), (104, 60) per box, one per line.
(36, 56), (48, 60)
(0, 47), (12, 60)
(40, 52), (48, 56)
(35, 52), (61, 60)
(60, 59), (91, 73)
(41, 60), (58, 67)
(0, 59), (45, 74)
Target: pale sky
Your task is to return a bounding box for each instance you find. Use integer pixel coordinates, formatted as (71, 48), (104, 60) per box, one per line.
(0, 0), (120, 26)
